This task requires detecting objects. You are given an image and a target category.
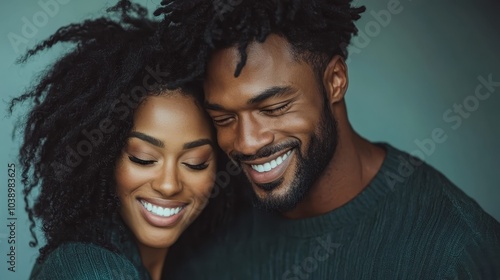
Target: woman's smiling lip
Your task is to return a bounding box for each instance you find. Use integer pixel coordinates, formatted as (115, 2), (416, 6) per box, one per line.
(137, 198), (188, 227)
(139, 197), (187, 208)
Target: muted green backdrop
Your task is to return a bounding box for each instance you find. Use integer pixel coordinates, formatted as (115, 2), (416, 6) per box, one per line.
(1, 0), (499, 279)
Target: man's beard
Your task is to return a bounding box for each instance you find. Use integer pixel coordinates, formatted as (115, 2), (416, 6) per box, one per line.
(235, 98), (338, 213)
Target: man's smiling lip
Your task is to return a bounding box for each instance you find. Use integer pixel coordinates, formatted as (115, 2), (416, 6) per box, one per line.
(240, 148), (293, 166)
(243, 149), (294, 184)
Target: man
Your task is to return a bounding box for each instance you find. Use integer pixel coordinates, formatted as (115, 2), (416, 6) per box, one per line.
(157, 1), (500, 279)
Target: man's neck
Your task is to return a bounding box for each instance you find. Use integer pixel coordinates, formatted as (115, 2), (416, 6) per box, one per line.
(282, 127), (386, 220)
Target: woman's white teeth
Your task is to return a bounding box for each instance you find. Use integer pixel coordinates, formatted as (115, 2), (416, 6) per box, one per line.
(251, 150), (291, 173)
(141, 200), (182, 217)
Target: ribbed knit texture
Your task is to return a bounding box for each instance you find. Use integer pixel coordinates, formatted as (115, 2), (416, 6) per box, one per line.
(166, 144), (500, 280)
(29, 223), (151, 279)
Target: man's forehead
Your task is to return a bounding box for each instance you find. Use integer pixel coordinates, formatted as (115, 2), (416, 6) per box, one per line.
(207, 34), (296, 77)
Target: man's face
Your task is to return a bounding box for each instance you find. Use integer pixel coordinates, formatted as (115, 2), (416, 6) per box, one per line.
(204, 35), (337, 212)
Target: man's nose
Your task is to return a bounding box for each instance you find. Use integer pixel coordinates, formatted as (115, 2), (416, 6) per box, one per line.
(233, 115), (274, 157)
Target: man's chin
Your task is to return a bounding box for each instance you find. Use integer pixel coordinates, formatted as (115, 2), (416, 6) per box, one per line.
(249, 180), (301, 213)
(254, 177), (284, 192)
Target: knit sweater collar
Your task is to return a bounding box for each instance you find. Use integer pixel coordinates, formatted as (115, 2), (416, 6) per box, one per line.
(252, 143), (405, 238)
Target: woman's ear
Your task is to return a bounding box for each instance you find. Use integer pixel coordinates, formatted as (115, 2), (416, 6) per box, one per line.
(323, 55), (349, 106)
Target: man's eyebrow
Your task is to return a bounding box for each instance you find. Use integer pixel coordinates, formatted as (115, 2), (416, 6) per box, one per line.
(183, 138), (214, 150)
(129, 132), (164, 148)
(247, 86), (295, 105)
(204, 101), (226, 111)
(204, 86), (295, 111)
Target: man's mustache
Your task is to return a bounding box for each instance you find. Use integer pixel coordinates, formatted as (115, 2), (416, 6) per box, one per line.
(230, 140), (299, 163)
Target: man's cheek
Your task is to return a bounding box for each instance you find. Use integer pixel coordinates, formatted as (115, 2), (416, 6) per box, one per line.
(216, 131), (233, 153)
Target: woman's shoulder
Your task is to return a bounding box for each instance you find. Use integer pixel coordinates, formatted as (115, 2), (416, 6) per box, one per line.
(30, 242), (147, 280)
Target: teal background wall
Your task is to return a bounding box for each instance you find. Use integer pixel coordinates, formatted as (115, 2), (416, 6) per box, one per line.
(1, 0), (498, 279)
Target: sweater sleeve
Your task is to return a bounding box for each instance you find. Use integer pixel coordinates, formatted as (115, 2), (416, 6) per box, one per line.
(445, 207), (500, 280)
(30, 243), (143, 280)
(451, 242), (500, 280)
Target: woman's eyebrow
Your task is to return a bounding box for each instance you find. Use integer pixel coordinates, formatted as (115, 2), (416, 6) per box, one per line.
(183, 138), (214, 150)
(129, 131), (164, 148)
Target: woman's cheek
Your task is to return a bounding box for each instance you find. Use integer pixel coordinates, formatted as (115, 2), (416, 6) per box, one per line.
(115, 160), (150, 195)
(189, 169), (217, 200)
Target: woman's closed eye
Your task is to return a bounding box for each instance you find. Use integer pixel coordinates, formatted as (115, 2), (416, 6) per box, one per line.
(128, 156), (156, 165)
(184, 162), (209, 170)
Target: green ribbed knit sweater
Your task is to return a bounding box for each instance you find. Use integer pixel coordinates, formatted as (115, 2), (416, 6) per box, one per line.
(30, 223), (151, 279)
(165, 144), (500, 280)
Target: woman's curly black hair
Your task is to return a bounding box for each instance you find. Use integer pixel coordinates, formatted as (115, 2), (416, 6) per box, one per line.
(153, 0), (365, 88)
(9, 0), (238, 263)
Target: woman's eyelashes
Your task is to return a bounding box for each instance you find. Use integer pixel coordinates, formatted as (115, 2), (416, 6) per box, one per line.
(184, 162), (209, 170)
(128, 155), (156, 165)
(128, 154), (210, 170)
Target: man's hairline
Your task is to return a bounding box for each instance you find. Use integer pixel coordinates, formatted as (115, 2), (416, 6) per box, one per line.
(204, 33), (332, 91)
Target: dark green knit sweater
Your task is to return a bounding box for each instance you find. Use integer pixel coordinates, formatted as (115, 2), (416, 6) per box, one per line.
(165, 144), (500, 280)
(30, 222), (151, 279)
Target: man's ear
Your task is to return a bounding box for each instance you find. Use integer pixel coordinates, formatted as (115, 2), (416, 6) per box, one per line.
(323, 55), (348, 106)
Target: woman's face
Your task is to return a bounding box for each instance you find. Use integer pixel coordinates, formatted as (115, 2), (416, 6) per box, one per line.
(115, 93), (216, 249)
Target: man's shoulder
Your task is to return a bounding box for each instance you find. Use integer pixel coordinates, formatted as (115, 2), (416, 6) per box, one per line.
(381, 144), (500, 251)
(367, 144), (500, 278)
(30, 242), (143, 280)
(383, 144), (482, 204)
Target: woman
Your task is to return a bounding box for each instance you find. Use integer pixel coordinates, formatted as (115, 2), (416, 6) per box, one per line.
(10, 1), (238, 279)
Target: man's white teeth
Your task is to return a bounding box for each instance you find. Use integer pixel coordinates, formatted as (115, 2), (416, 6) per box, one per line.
(251, 150), (292, 173)
(140, 200), (182, 217)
